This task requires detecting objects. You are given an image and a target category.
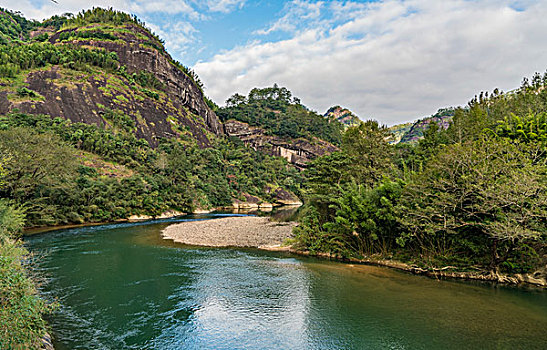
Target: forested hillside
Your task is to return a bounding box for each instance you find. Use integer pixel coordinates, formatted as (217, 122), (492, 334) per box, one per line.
(294, 74), (547, 280)
(387, 108), (454, 144)
(0, 8), (221, 146)
(217, 85), (343, 145)
(0, 8), (311, 229)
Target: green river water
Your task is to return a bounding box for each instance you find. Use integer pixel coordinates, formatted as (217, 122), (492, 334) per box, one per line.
(24, 214), (547, 349)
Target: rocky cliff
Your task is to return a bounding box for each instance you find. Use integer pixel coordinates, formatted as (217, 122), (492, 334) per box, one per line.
(0, 18), (222, 147)
(389, 108), (454, 144)
(225, 119), (338, 168)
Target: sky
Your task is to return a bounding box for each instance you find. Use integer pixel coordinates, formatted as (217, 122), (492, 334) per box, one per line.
(2, 0), (547, 125)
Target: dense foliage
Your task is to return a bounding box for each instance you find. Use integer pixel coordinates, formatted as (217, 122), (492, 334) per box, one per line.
(217, 85), (343, 144)
(0, 8), (38, 43)
(0, 42), (119, 78)
(295, 73), (547, 274)
(0, 160), (51, 348)
(0, 113), (302, 227)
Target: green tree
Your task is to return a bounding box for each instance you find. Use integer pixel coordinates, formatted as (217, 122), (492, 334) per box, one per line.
(0, 128), (78, 223)
(325, 179), (404, 257)
(0, 128), (77, 200)
(397, 136), (547, 271)
(341, 120), (393, 187)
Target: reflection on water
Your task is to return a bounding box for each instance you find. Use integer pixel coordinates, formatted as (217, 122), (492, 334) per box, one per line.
(25, 216), (547, 350)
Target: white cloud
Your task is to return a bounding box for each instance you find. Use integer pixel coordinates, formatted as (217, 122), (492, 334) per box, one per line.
(147, 20), (199, 58)
(128, 0), (202, 18)
(255, 0), (325, 35)
(195, 0), (547, 125)
(206, 0), (246, 13)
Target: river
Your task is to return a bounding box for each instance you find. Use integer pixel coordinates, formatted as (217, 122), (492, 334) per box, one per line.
(24, 214), (547, 349)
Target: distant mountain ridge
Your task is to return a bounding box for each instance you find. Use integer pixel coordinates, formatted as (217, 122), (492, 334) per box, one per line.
(324, 106), (361, 129)
(388, 108), (454, 144)
(385, 122), (413, 144)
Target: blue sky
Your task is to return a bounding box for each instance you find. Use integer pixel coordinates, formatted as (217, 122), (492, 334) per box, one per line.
(3, 1), (547, 125)
(138, 0), (379, 65)
(171, 1), (289, 65)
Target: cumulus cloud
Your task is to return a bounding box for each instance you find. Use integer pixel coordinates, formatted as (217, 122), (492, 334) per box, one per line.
(195, 0), (547, 125)
(147, 21), (199, 58)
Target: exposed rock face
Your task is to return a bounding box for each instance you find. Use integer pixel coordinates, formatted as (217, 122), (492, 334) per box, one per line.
(386, 122), (413, 144)
(324, 105), (361, 129)
(224, 120), (338, 168)
(0, 23), (222, 147)
(265, 185), (302, 206)
(399, 115), (452, 144)
(231, 193), (261, 209)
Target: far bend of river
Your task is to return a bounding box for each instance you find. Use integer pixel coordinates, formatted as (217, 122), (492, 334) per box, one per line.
(25, 214), (547, 350)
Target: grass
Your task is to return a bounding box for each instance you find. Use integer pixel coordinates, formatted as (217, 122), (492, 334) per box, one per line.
(0, 237), (52, 349)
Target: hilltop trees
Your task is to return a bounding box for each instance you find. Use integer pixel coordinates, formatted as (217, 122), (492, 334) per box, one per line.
(218, 85), (343, 144)
(0, 42), (119, 78)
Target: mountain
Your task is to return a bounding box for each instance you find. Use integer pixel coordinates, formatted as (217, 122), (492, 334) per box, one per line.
(389, 108), (454, 144)
(324, 106), (361, 129)
(385, 122), (413, 144)
(0, 8), (318, 226)
(0, 7), (344, 169)
(0, 8), (221, 147)
(224, 119), (338, 169)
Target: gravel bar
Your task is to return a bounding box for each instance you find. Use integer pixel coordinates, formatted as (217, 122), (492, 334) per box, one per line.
(162, 216), (296, 249)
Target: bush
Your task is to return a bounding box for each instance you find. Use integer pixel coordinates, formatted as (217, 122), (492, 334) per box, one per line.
(16, 87), (39, 98)
(0, 199), (51, 349)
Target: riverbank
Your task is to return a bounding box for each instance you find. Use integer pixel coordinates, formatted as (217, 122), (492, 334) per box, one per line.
(162, 216), (296, 249)
(288, 251), (547, 288)
(162, 216), (546, 288)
